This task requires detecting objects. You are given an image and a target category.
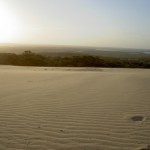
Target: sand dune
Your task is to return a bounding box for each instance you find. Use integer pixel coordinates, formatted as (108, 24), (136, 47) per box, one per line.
(0, 66), (149, 150)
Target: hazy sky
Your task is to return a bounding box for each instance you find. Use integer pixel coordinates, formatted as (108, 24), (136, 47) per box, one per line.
(0, 0), (150, 48)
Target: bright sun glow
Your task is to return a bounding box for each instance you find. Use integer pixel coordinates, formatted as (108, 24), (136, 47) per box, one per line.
(0, 3), (20, 43)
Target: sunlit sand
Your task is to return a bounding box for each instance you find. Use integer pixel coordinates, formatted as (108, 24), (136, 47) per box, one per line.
(0, 66), (150, 150)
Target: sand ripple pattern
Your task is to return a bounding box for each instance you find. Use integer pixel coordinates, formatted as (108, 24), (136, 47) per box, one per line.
(0, 66), (150, 150)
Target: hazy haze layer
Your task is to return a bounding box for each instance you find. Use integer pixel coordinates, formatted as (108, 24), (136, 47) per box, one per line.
(0, 0), (150, 49)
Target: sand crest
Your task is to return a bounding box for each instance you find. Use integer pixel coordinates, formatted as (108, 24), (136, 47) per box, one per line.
(0, 66), (150, 150)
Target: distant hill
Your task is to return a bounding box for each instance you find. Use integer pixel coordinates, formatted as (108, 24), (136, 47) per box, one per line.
(0, 44), (150, 58)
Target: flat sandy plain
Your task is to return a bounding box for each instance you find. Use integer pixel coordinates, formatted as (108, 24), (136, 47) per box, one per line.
(0, 66), (150, 150)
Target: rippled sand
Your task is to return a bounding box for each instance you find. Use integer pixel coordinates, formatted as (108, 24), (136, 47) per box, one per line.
(0, 66), (150, 150)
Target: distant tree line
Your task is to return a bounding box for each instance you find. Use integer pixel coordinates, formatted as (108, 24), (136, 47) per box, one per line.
(0, 51), (150, 68)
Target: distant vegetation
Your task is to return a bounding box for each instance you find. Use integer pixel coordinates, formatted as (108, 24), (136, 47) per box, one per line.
(0, 51), (150, 68)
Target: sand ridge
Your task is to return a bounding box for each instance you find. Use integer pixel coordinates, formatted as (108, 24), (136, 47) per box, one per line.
(0, 66), (149, 150)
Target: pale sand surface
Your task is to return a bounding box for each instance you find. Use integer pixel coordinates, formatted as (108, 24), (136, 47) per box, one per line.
(0, 66), (150, 150)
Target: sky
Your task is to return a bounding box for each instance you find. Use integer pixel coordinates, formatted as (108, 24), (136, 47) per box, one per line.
(0, 0), (150, 49)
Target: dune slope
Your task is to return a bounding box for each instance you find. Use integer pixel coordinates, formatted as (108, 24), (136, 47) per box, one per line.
(0, 66), (150, 150)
